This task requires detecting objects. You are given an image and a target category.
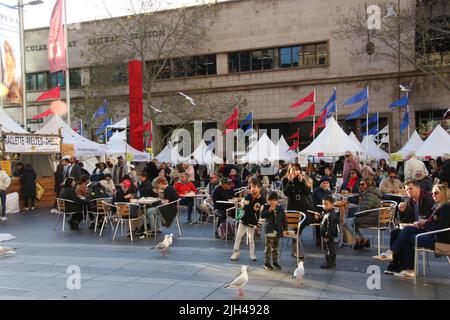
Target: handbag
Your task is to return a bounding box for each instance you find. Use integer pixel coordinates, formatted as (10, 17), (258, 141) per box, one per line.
(434, 242), (450, 257)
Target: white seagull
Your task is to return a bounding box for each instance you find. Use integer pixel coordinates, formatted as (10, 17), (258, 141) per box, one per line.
(0, 246), (16, 256)
(178, 92), (196, 106)
(150, 105), (163, 113)
(224, 265), (249, 297)
(151, 234), (172, 256)
(399, 84), (413, 92)
(383, 5), (397, 19)
(292, 261), (305, 287)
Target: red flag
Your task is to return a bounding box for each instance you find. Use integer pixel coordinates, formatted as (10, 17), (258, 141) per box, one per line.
(288, 141), (300, 151)
(36, 87), (61, 101)
(224, 119), (238, 134)
(288, 131), (300, 140)
(148, 121), (153, 146)
(129, 61), (144, 151)
(48, 0), (67, 73)
(224, 107), (239, 127)
(32, 108), (54, 120)
(133, 121), (152, 133)
(292, 103), (316, 123)
(290, 91), (315, 109)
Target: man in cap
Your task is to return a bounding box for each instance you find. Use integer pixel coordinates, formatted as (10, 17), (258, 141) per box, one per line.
(212, 178), (236, 238)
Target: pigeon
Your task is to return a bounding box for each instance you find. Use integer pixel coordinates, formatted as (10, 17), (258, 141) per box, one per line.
(0, 246), (16, 256)
(151, 234), (172, 256)
(292, 261), (305, 287)
(178, 92), (196, 106)
(224, 265), (249, 297)
(150, 105), (163, 113)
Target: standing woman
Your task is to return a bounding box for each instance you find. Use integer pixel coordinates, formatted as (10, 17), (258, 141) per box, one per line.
(21, 164), (37, 211)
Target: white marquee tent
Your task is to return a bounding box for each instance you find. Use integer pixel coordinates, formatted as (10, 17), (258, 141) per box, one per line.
(300, 117), (365, 156)
(349, 132), (360, 145)
(361, 135), (389, 160)
(415, 125), (450, 158)
(276, 136), (297, 162)
(36, 116), (106, 157)
(188, 140), (223, 165)
(0, 107), (28, 133)
(107, 131), (150, 162)
(155, 144), (187, 165)
(395, 131), (424, 157)
(240, 133), (280, 163)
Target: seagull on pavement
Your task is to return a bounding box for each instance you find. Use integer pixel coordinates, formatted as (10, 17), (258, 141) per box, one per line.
(178, 92), (196, 106)
(224, 265), (249, 297)
(150, 105), (163, 113)
(293, 261), (305, 287)
(151, 234), (172, 256)
(0, 246), (16, 256)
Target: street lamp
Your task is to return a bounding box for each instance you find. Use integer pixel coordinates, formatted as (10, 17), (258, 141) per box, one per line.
(15, 0), (44, 131)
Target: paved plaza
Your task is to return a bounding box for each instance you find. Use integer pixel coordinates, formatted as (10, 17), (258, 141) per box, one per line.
(0, 208), (449, 300)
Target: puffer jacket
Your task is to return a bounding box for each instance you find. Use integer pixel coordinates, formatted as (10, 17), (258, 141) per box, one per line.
(354, 186), (382, 227)
(0, 171), (11, 191)
(261, 204), (288, 237)
(283, 177), (314, 212)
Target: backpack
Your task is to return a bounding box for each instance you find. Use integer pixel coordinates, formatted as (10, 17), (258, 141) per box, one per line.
(217, 221), (235, 240)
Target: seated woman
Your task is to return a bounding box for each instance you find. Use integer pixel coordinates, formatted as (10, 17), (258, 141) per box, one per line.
(76, 174), (90, 198)
(340, 170), (361, 195)
(344, 178), (382, 249)
(375, 184), (450, 279)
(113, 179), (140, 234)
(174, 173), (198, 223)
(100, 174), (116, 197)
(59, 178), (88, 230)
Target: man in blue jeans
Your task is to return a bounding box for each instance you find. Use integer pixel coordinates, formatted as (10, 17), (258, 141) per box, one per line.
(0, 167), (12, 221)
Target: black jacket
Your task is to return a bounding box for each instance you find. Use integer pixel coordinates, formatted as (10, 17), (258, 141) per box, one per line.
(59, 186), (86, 212)
(282, 177), (314, 213)
(212, 185), (235, 212)
(65, 164), (82, 183)
(114, 185), (137, 203)
(261, 204), (288, 237)
(399, 191), (435, 223)
(418, 177), (433, 193)
(320, 209), (338, 238)
(240, 194), (266, 227)
(425, 203), (450, 244)
(54, 165), (64, 193)
(312, 187), (332, 207)
(223, 164), (238, 178)
(20, 167), (36, 198)
(138, 179), (158, 198)
(440, 159), (450, 185)
(146, 162), (159, 182)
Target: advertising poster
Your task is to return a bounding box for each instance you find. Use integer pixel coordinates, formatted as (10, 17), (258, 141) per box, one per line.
(0, 4), (22, 105)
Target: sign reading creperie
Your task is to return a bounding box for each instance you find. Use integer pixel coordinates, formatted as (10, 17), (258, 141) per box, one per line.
(3, 133), (61, 154)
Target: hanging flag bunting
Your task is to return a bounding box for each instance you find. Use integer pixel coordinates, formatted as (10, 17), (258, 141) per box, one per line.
(290, 91), (315, 109)
(92, 100), (108, 119)
(48, 0), (67, 73)
(389, 95), (409, 109)
(288, 141), (300, 151)
(343, 87), (368, 106)
(32, 108), (54, 120)
(362, 126), (379, 136)
(361, 113), (378, 128)
(239, 112), (253, 131)
(287, 131), (300, 141)
(321, 89), (337, 112)
(35, 86), (61, 101)
(400, 111), (409, 134)
(345, 101), (369, 121)
(291, 103), (315, 123)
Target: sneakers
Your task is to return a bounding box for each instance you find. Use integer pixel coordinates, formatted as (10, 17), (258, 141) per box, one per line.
(249, 253), (257, 261)
(263, 263), (274, 270)
(230, 251), (240, 261)
(272, 262), (282, 270)
(1, 217), (7, 222)
(50, 209), (58, 214)
(187, 219), (192, 224)
(373, 250), (393, 261)
(394, 270), (414, 280)
(384, 264), (401, 275)
(320, 262), (336, 269)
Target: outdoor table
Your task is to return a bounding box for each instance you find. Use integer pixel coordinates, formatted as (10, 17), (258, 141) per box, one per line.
(130, 197), (162, 235)
(180, 192), (210, 224)
(382, 193), (409, 201)
(333, 201), (360, 247)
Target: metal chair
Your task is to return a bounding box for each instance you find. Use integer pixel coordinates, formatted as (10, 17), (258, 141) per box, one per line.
(54, 198), (86, 232)
(99, 201), (118, 237)
(112, 202), (143, 242)
(280, 210), (307, 265)
(87, 198), (113, 233)
(381, 200), (398, 232)
(414, 228), (450, 285)
(307, 210), (325, 251)
(202, 198), (218, 235)
(152, 199), (182, 238)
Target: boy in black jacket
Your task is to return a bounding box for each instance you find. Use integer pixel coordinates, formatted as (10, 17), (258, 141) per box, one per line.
(320, 196), (339, 269)
(260, 192), (288, 270)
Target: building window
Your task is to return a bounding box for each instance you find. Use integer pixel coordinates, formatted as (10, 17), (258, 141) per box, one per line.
(172, 54), (217, 78)
(26, 69), (82, 92)
(111, 64), (128, 84)
(70, 69), (82, 88)
(280, 46), (299, 68)
(25, 72), (48, 92)
(50, 71), (65, 88)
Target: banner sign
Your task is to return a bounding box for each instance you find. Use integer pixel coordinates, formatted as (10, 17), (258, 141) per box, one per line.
(48, 0), (67, 73)
(0, 4), (22, 105)
(0, 160), (11, 177)
(3, 133), (61, 154)
(128, 60), (144, 151)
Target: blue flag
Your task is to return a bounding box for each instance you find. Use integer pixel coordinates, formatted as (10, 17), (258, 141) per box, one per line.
(240, 112), (253, 131)
(321, 89), (337, 112)
(345, 101), (369, 121)
(93, 100), (108, 119)
(361, 114), (378, 128)
(400, 111), (409, 134)
(362, 126), (379, 136)
(344, 87), (368, 106)
(95, 118), (112, 135)
(390, 95), (409, 109)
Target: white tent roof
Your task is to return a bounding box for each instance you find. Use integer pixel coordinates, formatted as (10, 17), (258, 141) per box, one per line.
(36, 116), (106, 157)
(276, 136), (297, 162)
(188, 140), (223, 165)
(155, 144), (187, 165)
(299, 117), (365, 156)
(361, 135), (389, 160)
(240, 133), (280, 163)
(349, 132), (360, 145)
(107, 131), (150, 162)
(415, 125), (450, 158)
(0, 107), (28, 133)
(107, 118), (127, 129)
(396, 131), (424, 157)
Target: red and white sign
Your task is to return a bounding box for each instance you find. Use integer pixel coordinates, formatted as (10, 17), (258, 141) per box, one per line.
(48, 0), (66, 73)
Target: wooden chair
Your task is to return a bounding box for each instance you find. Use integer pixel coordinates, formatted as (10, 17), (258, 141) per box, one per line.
(54, 198), (86, 232)
(202, 198), (217, 236)
(112, 202), (143, 242)
(280, 210), (306, 265)
(87, 198), (113, 233)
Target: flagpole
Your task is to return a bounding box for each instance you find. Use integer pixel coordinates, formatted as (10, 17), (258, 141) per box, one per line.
(366, 87), (370, 161)
(334, 87), (338, 122)
(313, 90), (316, 140)
(406, 92), (410, 139)
(63, 0), (71, 126)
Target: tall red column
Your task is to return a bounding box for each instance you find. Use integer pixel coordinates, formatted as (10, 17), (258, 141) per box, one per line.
(128, 60), (144, 151)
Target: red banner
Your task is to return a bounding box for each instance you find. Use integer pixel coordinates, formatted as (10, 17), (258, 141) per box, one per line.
(48, 0), (67, 73)
(290, 91), (315, 108)
(292, 103), (316, 123)
(32, 108), (54, 120)
(36, 86), (60, 101)
(128, 60), (144, 151)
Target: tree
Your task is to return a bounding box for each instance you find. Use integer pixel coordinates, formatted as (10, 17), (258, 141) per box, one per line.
(80, 0), (238, 152)
(335, 0), (450, 91)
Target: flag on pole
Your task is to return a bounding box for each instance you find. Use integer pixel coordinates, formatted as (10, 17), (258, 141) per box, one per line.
(291, 103), (316, 123)
(288, 131), (300, 141)
(290, 91), (315, 109)
(344, 87), (368, 106)
(400, 111), (409, 134)
(240, 112), (253, 131)
(310, 108), (328, 137)
(35, 86), (61, 101)
(345, 101), (369, 121)
(361, 114), (378, 128)
(321, 89), (337, 112)
(48, 0), (67, 73)
(92, 100), (108, 119)
(32, 108), (54, 120)
(288, 141), (300, 151)
(362, 126), (379, 136)
(389, 95), (409, 109)
(224, 107), (239, 134)
(95, 118), (112, 135)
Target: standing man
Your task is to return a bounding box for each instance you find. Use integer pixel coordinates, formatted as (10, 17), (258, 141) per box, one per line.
(112, 156), (129, 187)
(0, 164), (11, 221)
(404, 152), (428, 181)
(65, 156), (82, 183)
(343, 151), (361, 180)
